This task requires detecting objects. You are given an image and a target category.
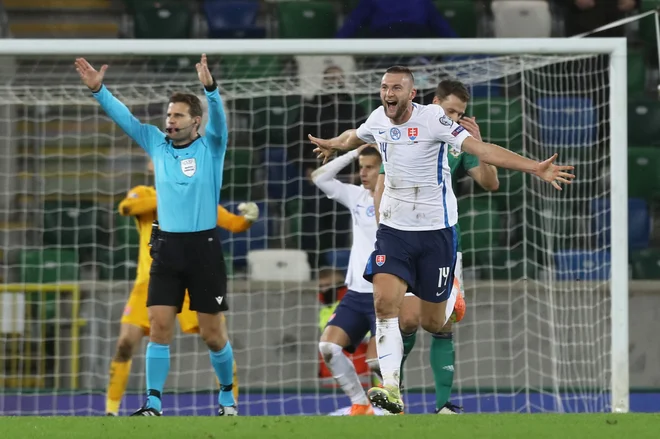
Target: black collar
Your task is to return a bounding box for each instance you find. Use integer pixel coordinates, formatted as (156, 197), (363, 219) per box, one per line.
(166, 134), (201, 149)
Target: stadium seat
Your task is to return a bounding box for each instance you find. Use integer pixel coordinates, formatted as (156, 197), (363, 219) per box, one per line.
(19, 248), (79, 322)
(629, 198), (652, 250)
(442, 55), (503, 98)
(627, 47), (646, 97)
(285, 198), (302, 236)
(525, 199), (586, 264)
(222, 148), (253, 201)
(591, 198), (651, 250)
(322, 249), (351, 272)
(628, 99), (660, 147)
(203, 0), (265, 39)
(132, 0), (192, 39)
(251, 95), (302, 147)
(217, 201), (268, 268)
(433, 0), (478, 38)
(468, 97), (523, 148)
(277, 1), (337, 39)
(628, 147), (660, 200)
(491, 0), (551, 38)
(554, 250), (611, 281)
(263, 146), (288, 200)
(247, 249), (311, 281)
(42, 201), (104, 251)
(113, 212), (140, 249)
(19, 248), (79, 284)
(220, 55), (283, 80)
(630, 248), (660, 280)
(457, 197), (500, 266)
(491, 166), (524, 212)
(98, 248), (138, 281)
(535, 97), (596, 148)
(479, 247), (537, 280)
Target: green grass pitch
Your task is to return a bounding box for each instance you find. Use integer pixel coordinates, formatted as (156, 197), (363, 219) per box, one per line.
(0, 414), (658, 439)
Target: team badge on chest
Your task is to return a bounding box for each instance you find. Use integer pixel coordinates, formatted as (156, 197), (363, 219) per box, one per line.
(180, 158), (197, 177)
(407, 127), (418, 140)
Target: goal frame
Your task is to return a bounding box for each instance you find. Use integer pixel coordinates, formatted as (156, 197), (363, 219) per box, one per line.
(0, 37), (629, 413)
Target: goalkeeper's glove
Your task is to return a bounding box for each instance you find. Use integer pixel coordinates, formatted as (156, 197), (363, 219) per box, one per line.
(238, 202), (259, 222)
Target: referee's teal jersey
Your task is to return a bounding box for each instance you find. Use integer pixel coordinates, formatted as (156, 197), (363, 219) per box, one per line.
(93, 85), (228, 233)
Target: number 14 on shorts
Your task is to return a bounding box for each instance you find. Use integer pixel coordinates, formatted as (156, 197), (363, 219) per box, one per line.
(437, 266), (451, 296)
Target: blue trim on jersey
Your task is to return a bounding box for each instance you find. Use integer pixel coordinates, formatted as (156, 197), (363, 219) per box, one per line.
(438, 143), (450, 228)
(451, 226), (458, 270)
(365, 255), (373, 276)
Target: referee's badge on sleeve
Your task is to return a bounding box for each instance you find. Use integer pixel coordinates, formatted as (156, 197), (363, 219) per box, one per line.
(180, 158), (197, 177)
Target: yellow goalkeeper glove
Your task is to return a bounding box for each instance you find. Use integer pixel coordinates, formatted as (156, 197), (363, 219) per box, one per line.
(238, 202), (259, 222)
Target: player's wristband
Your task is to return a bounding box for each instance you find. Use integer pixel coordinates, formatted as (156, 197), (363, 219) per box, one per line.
(204, 77), (218, 92)
(91, 84), (103, 94)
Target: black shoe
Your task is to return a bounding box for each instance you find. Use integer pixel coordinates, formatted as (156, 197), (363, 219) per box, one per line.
(217, 405), (238, 416)
(130, 405), (162, 416)
(435, 401), (463, 414)
(106, 413), (117, 416)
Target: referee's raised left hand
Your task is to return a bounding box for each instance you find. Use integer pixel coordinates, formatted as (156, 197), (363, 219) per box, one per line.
(196, 53), (214, 87)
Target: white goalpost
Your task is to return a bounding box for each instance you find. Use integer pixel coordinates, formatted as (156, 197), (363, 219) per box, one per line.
(0, 37), (628, 415)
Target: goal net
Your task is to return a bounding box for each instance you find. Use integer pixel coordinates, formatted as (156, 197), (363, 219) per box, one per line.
(0, 40), (628, 415)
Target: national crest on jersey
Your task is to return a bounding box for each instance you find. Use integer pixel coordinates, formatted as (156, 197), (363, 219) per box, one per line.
(355, 103), (472, 231)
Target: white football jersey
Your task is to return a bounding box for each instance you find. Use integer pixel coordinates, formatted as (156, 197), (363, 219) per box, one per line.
(357, 103), (471, 231)
(312, 150), (377, 294)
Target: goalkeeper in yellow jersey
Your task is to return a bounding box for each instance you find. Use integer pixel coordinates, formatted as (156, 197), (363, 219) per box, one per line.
(105, 173), (259, 416)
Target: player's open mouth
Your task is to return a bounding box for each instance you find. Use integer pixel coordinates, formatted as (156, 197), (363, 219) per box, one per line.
(386, 101), (397, 111)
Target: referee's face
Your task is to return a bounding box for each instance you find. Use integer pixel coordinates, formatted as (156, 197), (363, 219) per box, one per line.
(166, 102), (199, 142)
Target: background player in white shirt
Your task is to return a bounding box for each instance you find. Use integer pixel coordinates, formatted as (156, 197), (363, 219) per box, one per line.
(308, 65), (574, 414)
(312, 145), (382, 416)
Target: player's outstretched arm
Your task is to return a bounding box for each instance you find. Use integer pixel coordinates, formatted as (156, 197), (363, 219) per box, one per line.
(461, 137), (574, 190)
(460, 117), (499, 192)
(308, 129), (364, 164)
(311, 144), (367, 206)
(118, 186), (157, 217)
(216, 203), (259, 233)
(75, 58), (163, 155)
(197, 54), (228, 154)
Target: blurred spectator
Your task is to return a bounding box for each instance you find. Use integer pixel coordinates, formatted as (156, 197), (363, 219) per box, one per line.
(288, 66), (367, 269)
(336, 0), (458, 39)
(563, 0), (638, 38)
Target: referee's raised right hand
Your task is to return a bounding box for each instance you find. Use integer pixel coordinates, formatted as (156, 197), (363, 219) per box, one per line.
(74, 58), (108, 93)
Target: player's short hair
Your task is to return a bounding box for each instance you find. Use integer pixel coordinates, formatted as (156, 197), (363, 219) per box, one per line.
(359, 146), (382, 161)
(384, 65), (415, 85)
(435, 79), (470, 103)
(169, 93), (203, 119)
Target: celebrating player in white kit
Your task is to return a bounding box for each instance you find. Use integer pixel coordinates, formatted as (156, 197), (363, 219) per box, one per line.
(312, 145), (382, 416)
(308, 65), (575, 414)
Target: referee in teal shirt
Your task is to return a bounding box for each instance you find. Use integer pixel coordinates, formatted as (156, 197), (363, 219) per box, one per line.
(75, 54), (237, 416)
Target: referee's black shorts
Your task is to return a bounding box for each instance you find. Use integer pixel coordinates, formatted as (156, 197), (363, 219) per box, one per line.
(147, 228), (229, 314)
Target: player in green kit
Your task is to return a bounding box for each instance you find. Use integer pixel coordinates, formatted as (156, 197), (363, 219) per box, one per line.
(373, 79), (500, 414)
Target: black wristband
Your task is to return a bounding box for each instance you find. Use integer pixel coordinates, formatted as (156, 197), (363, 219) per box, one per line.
(204, 77), (218, 92)
(91, 84), (103, 94)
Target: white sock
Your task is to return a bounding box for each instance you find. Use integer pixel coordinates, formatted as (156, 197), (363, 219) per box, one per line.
(319, 341), (369, 406)
(375, 317), (403, 390)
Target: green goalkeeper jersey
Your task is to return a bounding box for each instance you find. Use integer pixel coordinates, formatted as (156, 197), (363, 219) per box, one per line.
(378, 150), (480, 252)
